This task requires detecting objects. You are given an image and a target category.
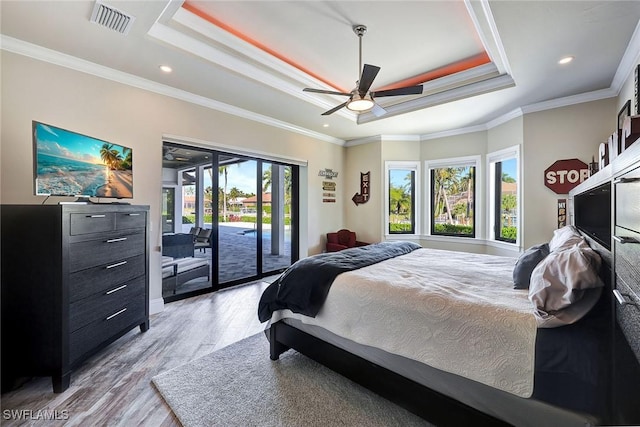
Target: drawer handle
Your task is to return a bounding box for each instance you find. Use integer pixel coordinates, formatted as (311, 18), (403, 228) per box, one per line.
(127, 213), (141, 216)
(613, 235), (639, 244)
(614, 177), (640, 184)
(106, 308), (127, 320)
(105, 261), (127, 269)
(106, 237), (128, 243)
(87, 214), (106, 218)
(613, 289), (637, 306)
(106, 284), (127, 295)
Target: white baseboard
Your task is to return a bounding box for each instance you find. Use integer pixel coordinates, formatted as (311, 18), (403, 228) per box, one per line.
(149, 297), (164, 315)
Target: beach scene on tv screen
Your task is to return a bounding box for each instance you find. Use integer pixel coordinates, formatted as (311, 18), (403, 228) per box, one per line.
(35, 122), (133, 198)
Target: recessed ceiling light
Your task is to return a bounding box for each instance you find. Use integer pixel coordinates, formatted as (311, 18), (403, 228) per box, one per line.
(323, 124), (329, 128)
(159, 65), (172, 73)
(558, 56), (574, 65)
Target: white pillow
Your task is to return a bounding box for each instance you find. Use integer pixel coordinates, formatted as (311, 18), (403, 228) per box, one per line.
(528, 239), (603, 328)
(548, 225), (581, 252)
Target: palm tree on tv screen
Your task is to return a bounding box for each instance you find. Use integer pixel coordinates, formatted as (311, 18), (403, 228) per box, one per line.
(100, 143), (122, 170)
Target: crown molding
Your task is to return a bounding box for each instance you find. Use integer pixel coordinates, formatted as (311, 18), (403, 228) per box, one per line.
(344, 134), (420, 146)
(420, 123), (489, 141)
(344, 135), (382, 147)
(381, 135), (422, 142)
(520, 88), (616, 114)
(485, 108), (523, 129)
(611, 19), (640, 95)
(0, 35), (344, 146)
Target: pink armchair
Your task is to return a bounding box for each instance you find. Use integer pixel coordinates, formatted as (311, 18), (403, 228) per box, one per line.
(326, 229), (370, 252)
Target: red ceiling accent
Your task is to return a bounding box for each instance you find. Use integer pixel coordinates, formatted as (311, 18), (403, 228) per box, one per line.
(374, 52), (491, 91)
(183, 2), (490, 94)
(183, 2), (347, 92)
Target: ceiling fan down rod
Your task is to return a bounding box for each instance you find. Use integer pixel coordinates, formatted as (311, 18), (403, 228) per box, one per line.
(353, 24), (367, 81)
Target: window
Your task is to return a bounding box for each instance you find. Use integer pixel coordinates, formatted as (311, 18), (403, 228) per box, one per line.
(385, 162), (419, 235)
(488, 146), (519, 244)
(427, 156), (479, 238)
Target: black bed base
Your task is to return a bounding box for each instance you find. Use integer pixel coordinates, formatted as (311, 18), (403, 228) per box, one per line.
(269, 321), (511, 427)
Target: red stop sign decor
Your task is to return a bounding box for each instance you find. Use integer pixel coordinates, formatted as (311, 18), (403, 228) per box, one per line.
(544, 158), (589, 194)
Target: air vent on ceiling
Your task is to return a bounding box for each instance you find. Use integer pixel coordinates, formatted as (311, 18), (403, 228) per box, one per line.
(89, 0), (136, 35)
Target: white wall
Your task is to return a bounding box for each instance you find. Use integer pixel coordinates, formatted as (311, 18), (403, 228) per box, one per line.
(0, 51), (344, 303)
(522, 98), (615, 248)
(343, 140), (382, 244)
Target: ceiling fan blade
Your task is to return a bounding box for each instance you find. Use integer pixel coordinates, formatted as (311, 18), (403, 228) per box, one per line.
(303, 88), (352, 96)
(321, 101), (349, 116)
(371, 85), (423, 98)
(358, 64), (380, 96)
(371, 103), (387, 117)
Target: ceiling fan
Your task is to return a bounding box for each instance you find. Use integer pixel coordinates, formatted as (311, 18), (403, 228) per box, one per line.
(303, 25), (424, 116)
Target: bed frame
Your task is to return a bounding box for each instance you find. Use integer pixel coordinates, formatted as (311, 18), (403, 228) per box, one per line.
(267, 234), (627, 426)
(269, 321), (511, 427)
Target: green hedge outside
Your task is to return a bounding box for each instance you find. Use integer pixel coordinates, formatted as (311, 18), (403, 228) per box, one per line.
(181, 214), (291, 226)
(501, 226), (517, 241)
(389, 223), (413, 233)
(433, 223), (473, 236)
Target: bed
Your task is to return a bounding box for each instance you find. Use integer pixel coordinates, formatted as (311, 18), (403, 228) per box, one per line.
(258, 229), (614, 427)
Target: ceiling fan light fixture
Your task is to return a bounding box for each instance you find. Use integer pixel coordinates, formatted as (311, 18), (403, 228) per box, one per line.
(346, 94), (375, 112)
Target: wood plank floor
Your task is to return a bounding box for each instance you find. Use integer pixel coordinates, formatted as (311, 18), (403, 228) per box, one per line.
(1, 281), (271, 426)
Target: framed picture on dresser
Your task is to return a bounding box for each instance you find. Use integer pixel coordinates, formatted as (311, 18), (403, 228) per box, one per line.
(619, 100), (631, 133)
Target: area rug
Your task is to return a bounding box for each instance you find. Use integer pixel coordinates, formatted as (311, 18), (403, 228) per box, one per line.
(151, 333), (432, 427)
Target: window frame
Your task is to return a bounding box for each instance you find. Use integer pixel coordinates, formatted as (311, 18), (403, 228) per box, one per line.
(425, 155), (481, 239)
(487, 145), (520, 246)
(384, 161), (420, 237)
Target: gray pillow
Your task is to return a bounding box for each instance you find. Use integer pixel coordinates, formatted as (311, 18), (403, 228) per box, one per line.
(513, 243), (550, 289)
(528, 239), (603, 328)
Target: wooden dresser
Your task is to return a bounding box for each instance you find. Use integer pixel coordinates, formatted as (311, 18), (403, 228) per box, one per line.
(1, 204), (149, 393)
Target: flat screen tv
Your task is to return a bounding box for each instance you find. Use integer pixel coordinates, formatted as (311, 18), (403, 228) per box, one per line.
(574, 181), (611, 250)
(33, 121), (133, 199)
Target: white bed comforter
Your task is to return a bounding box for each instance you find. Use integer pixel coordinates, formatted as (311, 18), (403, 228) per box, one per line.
(270, 247), (538, 397)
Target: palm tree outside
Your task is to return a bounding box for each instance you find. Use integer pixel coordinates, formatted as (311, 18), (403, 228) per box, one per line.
(432, 166), (475, 236)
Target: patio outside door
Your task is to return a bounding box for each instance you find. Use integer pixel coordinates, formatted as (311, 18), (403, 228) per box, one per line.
(217, 157), (258, 283)
(216, 156), (297, 287)
(260, 162), (294, 275)
(162, 143), (298, 301)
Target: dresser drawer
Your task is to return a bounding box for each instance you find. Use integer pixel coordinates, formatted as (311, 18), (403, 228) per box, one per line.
(69, 254), (145, 302)
(116, 211), (146, 231)
(69, 276), (145, 332)
(614, 226), (640, 299)
(68, 231), (145, 272)
(615, 275), (640, 364)
(615, 165), (640, 233)
(70, 212), (116, 235)
(69, 292), (146, 364)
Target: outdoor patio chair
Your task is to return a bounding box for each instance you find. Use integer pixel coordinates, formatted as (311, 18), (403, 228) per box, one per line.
(194, 228), (212, 252)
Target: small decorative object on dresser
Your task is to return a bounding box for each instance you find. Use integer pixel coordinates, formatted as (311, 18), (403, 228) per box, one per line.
(1, 204), (150, 393)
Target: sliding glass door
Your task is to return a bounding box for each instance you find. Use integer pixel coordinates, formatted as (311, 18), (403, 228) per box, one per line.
(217, 156), (258, 283)
(161, 145), (214, 301)
(162, 142), (298, 301)
(261, 162), (294, 274)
